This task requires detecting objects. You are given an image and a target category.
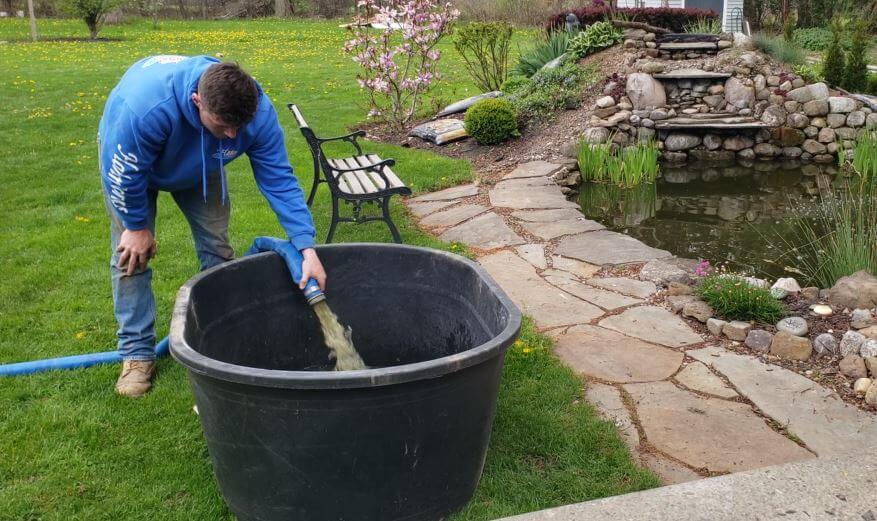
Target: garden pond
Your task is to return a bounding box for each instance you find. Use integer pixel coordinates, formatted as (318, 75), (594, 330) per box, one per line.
(578, 160), (856, 282)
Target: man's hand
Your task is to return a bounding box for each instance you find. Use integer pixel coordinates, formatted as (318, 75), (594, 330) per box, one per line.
(117, 229), (156, 276)
(300, 248), (327, 291)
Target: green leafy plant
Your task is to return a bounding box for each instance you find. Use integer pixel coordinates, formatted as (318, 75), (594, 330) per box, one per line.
(510, 62), (595, 122)
(500, 75), (530, 94)
(695, 274), (787, 323)
(850, 131), (877, 179)
(753, 33), (806, 66)
(577, 138), (659, 188)
(464, 97), (519, 145)
(792, 63), (824, 84)
(792, 27), (852, 51)
(453, 22), (514, 93)
(567, 21), (623, 60)
(60, 0), (122, 39)
(683, 16), (722, 34)
(841, 20), (869, 92)
(512, 30), (573, 78)
(821, 18), (847, 87)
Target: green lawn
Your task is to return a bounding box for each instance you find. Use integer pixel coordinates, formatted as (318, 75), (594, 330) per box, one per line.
(0, 18), (657, 520)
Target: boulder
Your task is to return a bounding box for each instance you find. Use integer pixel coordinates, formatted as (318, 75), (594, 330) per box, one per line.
(772, 277), (801, 293)
(754, 143), (780, 157)
(639, 61), (666, 74)
(802, 99), (829, 117)
(827, 113), (847, 128)
(770, 331), (812, 361)
(802, 139), (827, 155)
(596, 96), (616, 109)
(847, 111), (866, 128)
(707, 318), (727, 336)
(703, 134), (723, 150)
(745, 329), (773, 353)
(774, 127), (806, 147)
(817, 127), (836, 143)
(724, 77), (755, 109)
(813, 333), (837, 356)
(828, 96), (856, 113)
(829, 270), (877, 309)
(840, 330), (867, 357)
(782, 147), (803, 158)
(665, 133), (701, 151)
(723, 321), (751, 341)
(626, 73), (667, 110)
(682, 300), (714, 323)
(582, 127), (610, 144)
(787, 82), (829, 104)
(723, 135), (754, 151)
(786, 113), (810, 129)
(839, 354), (868, 379)
(760, 105), (787, 127)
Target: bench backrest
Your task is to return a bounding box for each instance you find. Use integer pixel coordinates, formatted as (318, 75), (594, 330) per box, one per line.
(287, 104), (348, 194)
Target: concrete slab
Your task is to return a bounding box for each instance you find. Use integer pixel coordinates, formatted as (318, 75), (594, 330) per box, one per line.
(406, 200), (456, 217)
(674, 361), (739, 399)
(586, 277), (657, 299)
(419, 203), (487, 228)
(688, 346), (877, 456)
(409, 183), (478, 202)
(515, 244), (547, 270)
(520, 219), (605, 241)
(625, 381), (813, 473)
(489, 184), (580, 210)
(503, 160), (563, 179)
(599, 306), (702, 348)
(552, 325), (684, 383)
(439, 212), (525, 250)
(556, 231), (672, 265)
(496, 450), (876, 521)
(480, 252), (603, 328)
(544, 270), (642, 311)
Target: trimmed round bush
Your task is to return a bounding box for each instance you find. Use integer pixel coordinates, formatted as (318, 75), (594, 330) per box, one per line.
(464, 98), (519, 145)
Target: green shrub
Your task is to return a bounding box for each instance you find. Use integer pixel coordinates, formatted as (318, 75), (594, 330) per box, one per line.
(61, 0), (122, 39)
(683, 16), (722, 34)
(512, 30), (572, 78)
(695, 274), (787, 324)
(567, 21), (624, 60)
(821, 18), (847, 87)
(510, 62), (594, 122)
(500, 75), (530, 94)
(753, 33), (806, 66)
(464, 98), (519, 145)
(454, 22), (514, 93)
(577, 138), (659, 188)
(792, 27), (852, 51)
(841, 20), (869, 92)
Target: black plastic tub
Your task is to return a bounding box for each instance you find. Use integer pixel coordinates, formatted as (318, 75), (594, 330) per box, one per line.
(169, 243), (521, 521)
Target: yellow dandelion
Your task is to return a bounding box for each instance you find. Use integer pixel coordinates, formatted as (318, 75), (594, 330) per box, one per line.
(75, 216), (90, 223)
(74, 331), (85, 340)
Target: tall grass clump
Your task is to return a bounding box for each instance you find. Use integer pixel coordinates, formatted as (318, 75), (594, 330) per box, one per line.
(753, 33), (806, 66)
(684, 16), (722, 34)
(512, 30), (572, 78)
(851, 131), (877, 179)
(695, 273), (787, 323)
(577, 138), (659, 188)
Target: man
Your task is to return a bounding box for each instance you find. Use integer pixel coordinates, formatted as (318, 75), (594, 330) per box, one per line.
(99, 55), (325, 397)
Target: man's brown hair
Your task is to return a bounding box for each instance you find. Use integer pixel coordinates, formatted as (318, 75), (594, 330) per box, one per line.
(198, 62), (259, 127)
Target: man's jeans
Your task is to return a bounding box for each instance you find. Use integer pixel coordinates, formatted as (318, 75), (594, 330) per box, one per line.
(104, 173), (234, 360)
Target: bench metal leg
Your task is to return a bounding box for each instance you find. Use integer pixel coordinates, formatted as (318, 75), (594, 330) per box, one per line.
(306, 156), (320, 206)
(382, 195), (402, 244)
(326, 194), (340, 244)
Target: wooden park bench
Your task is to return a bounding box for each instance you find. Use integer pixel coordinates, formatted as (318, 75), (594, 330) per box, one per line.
(287, 104), (411, 244)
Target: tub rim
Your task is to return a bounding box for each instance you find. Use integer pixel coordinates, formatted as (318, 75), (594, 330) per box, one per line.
(169, 243), (522, 390)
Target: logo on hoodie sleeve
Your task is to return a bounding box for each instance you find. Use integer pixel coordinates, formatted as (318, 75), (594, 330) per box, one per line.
(105, 144), (139, 214)
(141, 55), (188, 69)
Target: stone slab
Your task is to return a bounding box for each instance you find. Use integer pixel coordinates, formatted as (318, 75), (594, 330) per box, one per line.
(639, 453), (702, 486)
(688, 346), (877, 456)
(480, 252), (603, 328)
(489, 184), (580, 210)
(502, 160), (563, 179)
(556, 231), (672, 265)
(586, 277), (657, 299)
(408, 118), (467, 145)
(544, 270), (642, 311)
(496, 450), (876, 521)
(494, 176), (554, 188)
(674, 361), (739, 399)
(520, 219), (605, 241)
(653, 69), (731, 79)
(406, 200), (456, 217)
(515, 244), (547, 270)
(599, 306), (702, 348)
(409, 184), (478, 202)
(439, 212), (525, 250)
(419, 203), (487, 228)
(550, 255), (601, 279)
(511, 208), (586, 222)
(625, 381), (813, 473)
(552, 325), (683, 383)
(585, 382), (640, 450)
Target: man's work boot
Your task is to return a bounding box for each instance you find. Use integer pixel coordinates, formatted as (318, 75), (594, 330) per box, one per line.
(115, 360), (156, 398)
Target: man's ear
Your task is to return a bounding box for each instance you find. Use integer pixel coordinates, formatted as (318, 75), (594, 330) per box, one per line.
(191, 92), (201, 108)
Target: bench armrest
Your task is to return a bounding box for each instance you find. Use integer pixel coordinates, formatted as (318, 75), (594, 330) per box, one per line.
(327, 157), (396, 174)
(317, 130), (367, 155)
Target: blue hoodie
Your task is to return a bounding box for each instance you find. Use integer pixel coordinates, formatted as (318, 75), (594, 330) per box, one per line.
(98, 55), (315, 251)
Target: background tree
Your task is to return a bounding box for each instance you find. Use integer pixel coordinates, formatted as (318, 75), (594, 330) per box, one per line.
(841, 20), (869, 92)
(27, 0), (38, 41)
(62, 0), (122, 39)
(821, 18), (846, 87)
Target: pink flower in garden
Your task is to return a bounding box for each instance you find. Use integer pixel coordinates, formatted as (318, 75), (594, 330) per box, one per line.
(694, 260), (711, 277)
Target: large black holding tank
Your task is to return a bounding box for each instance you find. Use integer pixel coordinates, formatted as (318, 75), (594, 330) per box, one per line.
(169, 243), (522, 521)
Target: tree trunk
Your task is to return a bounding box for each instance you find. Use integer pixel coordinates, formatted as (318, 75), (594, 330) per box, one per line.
(27, 0), (37, 42)
(275, 0), (290, 17)
(201, 0), (207, 19)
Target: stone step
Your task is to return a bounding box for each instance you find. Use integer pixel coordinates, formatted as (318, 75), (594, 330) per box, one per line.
(658, 42), (719, 51)
(654, 116), (770, 130)
(653, 69), (731, 80)
(657, 33), (720, 44)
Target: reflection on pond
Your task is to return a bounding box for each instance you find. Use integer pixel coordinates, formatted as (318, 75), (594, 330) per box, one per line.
(578, 160), (852, 280)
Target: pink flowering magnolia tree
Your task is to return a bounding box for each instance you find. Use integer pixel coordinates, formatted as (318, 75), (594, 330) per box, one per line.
(343, 0), (459, 129)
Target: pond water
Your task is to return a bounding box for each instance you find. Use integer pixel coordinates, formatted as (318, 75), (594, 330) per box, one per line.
(578, 160), (850, 281)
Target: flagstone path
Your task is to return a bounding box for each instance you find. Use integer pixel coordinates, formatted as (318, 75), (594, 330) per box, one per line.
(407, 161), (877, 485)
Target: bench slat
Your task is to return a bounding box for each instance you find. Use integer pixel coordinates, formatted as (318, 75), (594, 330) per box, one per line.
(328, 158), (363, 194)
(352, 155), (389, 190)
(363, 154), (405, 189)
(341, 157), (380, 194)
